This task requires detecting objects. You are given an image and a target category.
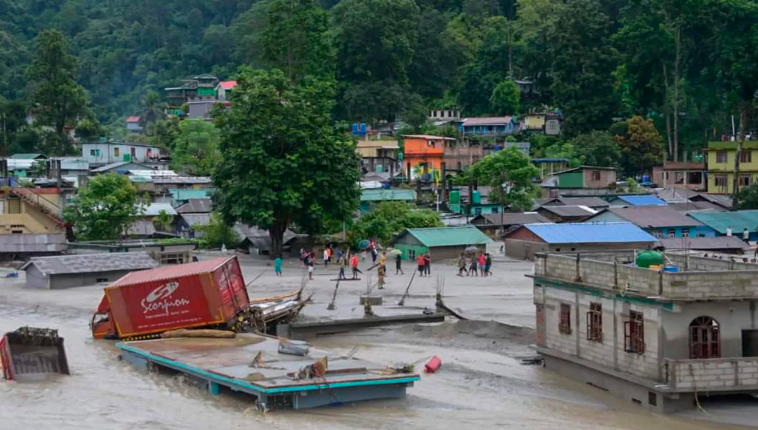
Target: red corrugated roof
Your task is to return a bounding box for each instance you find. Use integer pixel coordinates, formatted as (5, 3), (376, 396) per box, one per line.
(126, 116), (141, 123)
(109, 256), (235, 287)
(220, 81), (237, 90)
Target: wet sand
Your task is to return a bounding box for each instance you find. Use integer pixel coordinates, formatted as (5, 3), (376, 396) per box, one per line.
(0, 252), (754, 429)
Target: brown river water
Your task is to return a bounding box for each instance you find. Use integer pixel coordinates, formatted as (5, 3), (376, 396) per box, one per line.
(0, 256), (753, 430)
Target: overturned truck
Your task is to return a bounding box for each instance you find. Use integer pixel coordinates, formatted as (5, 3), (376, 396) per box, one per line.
(92, 256), (305, 340)
(0, 327), (70, 381)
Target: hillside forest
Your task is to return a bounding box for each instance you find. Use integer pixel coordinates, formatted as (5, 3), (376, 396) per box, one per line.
(2, 0), (758, 165)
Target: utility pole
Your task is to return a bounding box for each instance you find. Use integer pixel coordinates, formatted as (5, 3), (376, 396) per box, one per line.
(2, 113), (6, 159)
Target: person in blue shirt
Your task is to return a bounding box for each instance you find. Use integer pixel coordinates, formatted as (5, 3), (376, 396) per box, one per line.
(274, 256), (282, 277)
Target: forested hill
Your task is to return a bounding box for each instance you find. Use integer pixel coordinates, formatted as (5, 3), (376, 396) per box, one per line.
(1, 0), (757, 155)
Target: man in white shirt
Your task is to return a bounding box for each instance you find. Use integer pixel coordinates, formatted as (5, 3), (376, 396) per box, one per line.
(744, 228), (750, 243)
(323, 249), (329, 267)
(727, 226), (732, 237)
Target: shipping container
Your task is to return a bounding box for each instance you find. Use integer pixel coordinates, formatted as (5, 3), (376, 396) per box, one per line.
(92, 256), (250, 339)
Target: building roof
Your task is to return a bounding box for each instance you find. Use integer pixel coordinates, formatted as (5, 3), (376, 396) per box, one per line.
(176, 199), (213, 214)
(180, 213), (212, 227)
(542, 196), (610, 208)
(658, 236), (750, 251)
(143, 202), (178, 216)
(82, 141), (161, 149)
(692, 193), (733, 210)
(470, 212), (552, 226)
(462, 116), (514, 126)
(512, 222), (657, 244)
(169, 188), (213, 201)
(20, 252), (158, 275)
(234, 224), (298, 252)
(91, 161), (154, 173)
(153, 176), (212, 184)
(531, 158), (570, 163)
(361, 188), (416, 202)
(398, 226), (494, 247)
(553, 165), (617, 175)
(538, 205), (596, 217)
(126, 116), (141, 123)
(10, 153), (46, 160)
(614, 195), (668, 206)
(219, 81), (237, 90)
(667, 201), (725, 213)
(688, 210), (758, 235)
(655, 188), (700, 203)
(593, 206), (705, 228)
(109, 256), (232, 287)
(401, 134), (456, 141)
(128, 219), (156, 236)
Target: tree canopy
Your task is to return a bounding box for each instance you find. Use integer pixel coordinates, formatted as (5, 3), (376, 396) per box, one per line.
(468, 146), (539, 211)
(63, 173), (144, 241)
(212, 68), (361, 257)
(171, 119), (221, 176)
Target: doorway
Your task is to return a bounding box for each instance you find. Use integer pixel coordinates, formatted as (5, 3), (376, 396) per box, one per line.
(689, 316), (720, 359)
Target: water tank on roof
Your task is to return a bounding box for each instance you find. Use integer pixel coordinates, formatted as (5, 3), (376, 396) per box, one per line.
(472, 190), (481, 205)
(636, 250), (663, 268)
(449, 190), (460, 204)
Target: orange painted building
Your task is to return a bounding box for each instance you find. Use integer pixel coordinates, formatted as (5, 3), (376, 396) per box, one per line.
(402, 135), (456, 180)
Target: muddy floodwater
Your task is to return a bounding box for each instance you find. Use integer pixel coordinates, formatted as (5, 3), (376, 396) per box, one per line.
(0, 252), (755, 430)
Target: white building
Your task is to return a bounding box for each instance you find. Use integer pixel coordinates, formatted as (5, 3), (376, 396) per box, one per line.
(82, 142), (161, 165)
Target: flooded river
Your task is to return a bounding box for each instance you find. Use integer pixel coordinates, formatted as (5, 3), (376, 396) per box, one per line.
(0, 256), (753, 429)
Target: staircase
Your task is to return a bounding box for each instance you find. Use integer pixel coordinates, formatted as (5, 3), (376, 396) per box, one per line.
(9, 187), (68, 228)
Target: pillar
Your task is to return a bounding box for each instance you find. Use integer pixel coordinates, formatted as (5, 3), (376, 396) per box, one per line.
(441, 162), (447, 203)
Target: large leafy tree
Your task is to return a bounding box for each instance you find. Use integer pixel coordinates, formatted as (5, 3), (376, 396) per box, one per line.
(468, 146), (539, 211)
(63, 173), (144, 241)
(140, 90), (166, 133)
(616, 115), (664, 176)
(213, 68), (361, 257)
(25, 29), (87, 155)
(352, 201), (443, 245)
(172, 119), (221, 176)
(547, 0), (618, 135)
(490, 79), (520, 115)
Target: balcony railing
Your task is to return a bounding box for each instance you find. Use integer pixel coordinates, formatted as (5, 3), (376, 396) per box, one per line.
(664, 357), (758, 391)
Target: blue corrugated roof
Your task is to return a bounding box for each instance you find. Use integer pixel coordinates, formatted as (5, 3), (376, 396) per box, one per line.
(616, 195), (668, 206)
(522, 222), (657, 244)
(688, 210), (758, 234)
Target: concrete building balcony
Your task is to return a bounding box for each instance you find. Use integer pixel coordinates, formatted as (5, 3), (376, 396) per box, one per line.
(533, 250), (758, 301)
(0, 233), (67, 253)
(664, 357), (758, 392)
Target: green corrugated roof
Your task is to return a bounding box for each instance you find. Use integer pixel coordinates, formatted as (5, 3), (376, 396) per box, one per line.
(169, 188), (213, 200)
(361, 188), (417, 202)
(688, 210), (758, 234)
(401, 226), (494, 247)
(10, 153), (45, 159)
(708, 141), (758, 149)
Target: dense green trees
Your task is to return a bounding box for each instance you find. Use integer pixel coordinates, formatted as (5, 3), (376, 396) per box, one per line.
(0, 0), (756, 165)
(351, 201), (443, 245)
(171, 119), (221, 176)
(468, 146), (539, 211)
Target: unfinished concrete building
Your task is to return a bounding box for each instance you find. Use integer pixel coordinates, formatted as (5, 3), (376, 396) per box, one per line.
(531, 250), (758, 413)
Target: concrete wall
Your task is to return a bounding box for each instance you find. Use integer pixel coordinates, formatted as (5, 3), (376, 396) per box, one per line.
(48, 270), (137, 289)
(538, 284), (663, 380)
(25, 264), (49, 288)
(583, 169), (616, 188)
(667, 357), (758, 390)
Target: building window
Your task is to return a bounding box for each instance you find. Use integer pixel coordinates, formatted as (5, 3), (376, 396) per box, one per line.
(474, 207), (483, 216)
(716, 151), (727, 163)
(740, 175), (752, 187)
(715, 175), (728, 188)
(688, 171), (702, 185)
(741, 151), (752, 163)
(667, 229), (676, 238)
(90, 149), (96, 156)
(650, 230), (663, 238)
(682, 228), (690, 237)
(96, 278), (108, 283)
(114, 147), (120, 157)
(591, 171), (601, 181)
(559, 303), (572, 335)
(491, 206), (499, 214)
(689, 316), (720, 359)
(11, 230), (23, 234)
(624, 311), (645, 354)
(587, 303), (602, 342)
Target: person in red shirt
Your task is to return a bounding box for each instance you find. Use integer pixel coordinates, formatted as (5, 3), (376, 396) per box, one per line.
(351, 254), (362, 279)
(478, 252), (486, 276)
(417, 255), (426, 277)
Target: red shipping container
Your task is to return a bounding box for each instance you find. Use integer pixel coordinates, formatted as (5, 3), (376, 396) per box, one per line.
(92, 256), (250, 339)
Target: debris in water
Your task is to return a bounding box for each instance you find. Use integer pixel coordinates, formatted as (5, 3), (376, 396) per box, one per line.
(1, 327), (70, 381)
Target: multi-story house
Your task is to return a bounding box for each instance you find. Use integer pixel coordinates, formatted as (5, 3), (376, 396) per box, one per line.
(532, 250), (758, 413)
(402, 134), (455, 180)
(707, 140), (758, 194)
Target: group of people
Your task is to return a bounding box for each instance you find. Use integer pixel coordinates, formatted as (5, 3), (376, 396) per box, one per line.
(416, 253), (432, 277)
(457, 252), (492, 277)
(725, 226), (757, 244)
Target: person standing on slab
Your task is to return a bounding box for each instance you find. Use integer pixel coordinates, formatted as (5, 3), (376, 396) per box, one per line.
(395, 253), (404, 275)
